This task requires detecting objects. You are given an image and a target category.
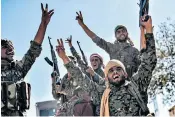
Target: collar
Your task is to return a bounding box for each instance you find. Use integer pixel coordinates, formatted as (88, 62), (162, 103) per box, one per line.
(109, 80), (131, 91)
(114, 40), (131, 48)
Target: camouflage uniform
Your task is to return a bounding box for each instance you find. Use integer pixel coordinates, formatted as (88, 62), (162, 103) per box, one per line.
(92, 35), (140, 78)
(65, 33), (157, 116)
(70, 46), (105, 115)
(70, 46), (105, 81)
(53, 73), (91, 116)
(1, 41), (42, 116)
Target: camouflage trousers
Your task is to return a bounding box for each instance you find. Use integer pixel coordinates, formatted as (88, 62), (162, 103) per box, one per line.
(55, 95), (94, 116)
(55, 95), (79, 116)
(1, 109), (23, 116)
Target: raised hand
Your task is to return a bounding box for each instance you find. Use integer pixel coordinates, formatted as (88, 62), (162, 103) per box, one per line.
(140, 15), (152, 33)
(86, 66), (95, 76)
(56, 39), (66, 59)
(65, 35), (73, 47)
(41, 3), (54, 26)
(76, 11), (84, 26)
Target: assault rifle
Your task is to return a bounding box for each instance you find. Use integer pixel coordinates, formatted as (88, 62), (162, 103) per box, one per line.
(77, 41), (88, 67)
(45, 36), (61, 85)
(138, 0), (149, 27)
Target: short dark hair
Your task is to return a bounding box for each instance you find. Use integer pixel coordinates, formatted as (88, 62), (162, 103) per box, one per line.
(1, 39), (13, 48)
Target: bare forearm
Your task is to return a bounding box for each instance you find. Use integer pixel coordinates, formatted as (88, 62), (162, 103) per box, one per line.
(80, 23), (96, 39)
(62, 55), (70, 65)
(34, 22), (47, 44)
(145, 27), (153, 34)
(140, 29), (146, 50)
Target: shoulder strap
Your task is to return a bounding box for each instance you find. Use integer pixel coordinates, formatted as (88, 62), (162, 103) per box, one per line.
(127, 81), (149, 113)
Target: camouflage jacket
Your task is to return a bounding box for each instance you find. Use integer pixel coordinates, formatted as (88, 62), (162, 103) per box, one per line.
(53, 73), (91, 116)
(92, 35), (140, 78)
(65, 33), (157, 116)
(1, 41), (42, 82)
(52, 73), (68, 103)
(70, 46), (105, 82)
(1, 41), (42, 110)
(52, 73), (85, 101)
(55, 95), (79, 116)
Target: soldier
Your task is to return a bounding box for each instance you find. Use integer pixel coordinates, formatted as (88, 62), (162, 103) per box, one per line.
(65, 36), (105, 115)
(1, 3), (54, 116)
(56, 15), (157, 116)
(51, 51), (94, 116)
(65, 36), (105, 81)
(51, 56), (77, 103)
(89, 53), (105, 78)
(75, 11), (140, 78)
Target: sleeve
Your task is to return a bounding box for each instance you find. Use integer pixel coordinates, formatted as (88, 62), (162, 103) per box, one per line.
(92, 35), (112, 54)
(70, 46), (87, 73)
(51, 72), (64, 100)
(133, 48), (141, 72)
(52, 83), (61, 100)
(92, 73), (105, 85)
(70, 46), (81, 60)
(16, 41), (42, 78)
(131, 33), (157, 92)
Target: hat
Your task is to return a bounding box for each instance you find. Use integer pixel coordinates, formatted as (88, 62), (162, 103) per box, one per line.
(104, 59), (126, 77)
(90, 53), (103, 62)
(114, 25), (127, 34)
(90, 53), (105, 68)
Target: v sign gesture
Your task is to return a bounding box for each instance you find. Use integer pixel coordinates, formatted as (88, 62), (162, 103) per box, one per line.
(41, 3), (54, 26)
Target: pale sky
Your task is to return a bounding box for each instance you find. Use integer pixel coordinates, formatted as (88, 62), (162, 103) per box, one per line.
(1, 0), (175, 116)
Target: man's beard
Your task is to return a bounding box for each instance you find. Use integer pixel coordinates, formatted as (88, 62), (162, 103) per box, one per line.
(1, 56), (14, 62)
(117, 37), (127, 42)
(108, 75), (126, 87)
(117, 35), (127, 42)
(2, 51), (14, 62)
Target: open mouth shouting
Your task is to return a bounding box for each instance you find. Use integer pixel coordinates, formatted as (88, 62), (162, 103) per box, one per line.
(112, 74), (121, 82)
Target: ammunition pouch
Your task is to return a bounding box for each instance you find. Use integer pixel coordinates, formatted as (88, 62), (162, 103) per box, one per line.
(1, 81), (31, 111)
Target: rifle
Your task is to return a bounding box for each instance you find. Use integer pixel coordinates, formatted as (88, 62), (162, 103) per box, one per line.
(138, 0), (149, 27)
(77, 41), (88, 67)
(45, 36), (61, 85)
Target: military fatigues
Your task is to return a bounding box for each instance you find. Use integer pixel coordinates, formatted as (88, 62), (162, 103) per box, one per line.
(70, 46), (105, 115)
(1, 41), (42, 116)
(92, 35), (140, 78)
(65, 33), (157, 116)
(70, 46), (105, 82)
(53, 73), (91, 116)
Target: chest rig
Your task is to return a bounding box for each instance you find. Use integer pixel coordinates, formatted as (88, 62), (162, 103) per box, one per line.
(1, 61), (31, 111)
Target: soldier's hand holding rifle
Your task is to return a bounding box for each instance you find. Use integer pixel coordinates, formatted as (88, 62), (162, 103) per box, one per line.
(86, 66), (95, 77)
(140, 15), (153, 33)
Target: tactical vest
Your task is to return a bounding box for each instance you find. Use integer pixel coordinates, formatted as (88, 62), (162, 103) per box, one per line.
(1, 81), (31, 111)
(1, 61), (31, 112)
